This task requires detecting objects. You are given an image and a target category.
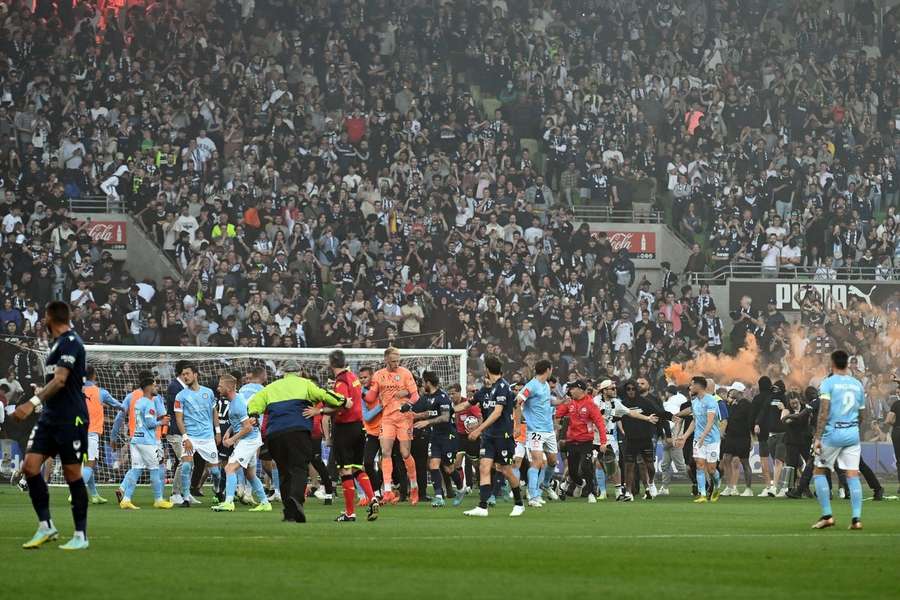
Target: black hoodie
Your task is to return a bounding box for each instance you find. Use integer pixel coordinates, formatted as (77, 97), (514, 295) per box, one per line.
(751, 376), (772, 434)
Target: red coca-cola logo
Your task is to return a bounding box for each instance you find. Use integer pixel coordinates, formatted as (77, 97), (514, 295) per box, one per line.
(607, 232), (635, 251)
(76, 221), (127, 247)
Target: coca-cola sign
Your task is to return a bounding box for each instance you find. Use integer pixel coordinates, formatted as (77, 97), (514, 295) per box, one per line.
(76, 219), (127, 251)
(595, 231), (657, 259)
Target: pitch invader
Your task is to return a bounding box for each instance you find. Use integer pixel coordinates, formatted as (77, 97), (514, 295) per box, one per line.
(463, 356), (525, 517)
(516, 360), (560, 507)
(211, 375), (272, 512)
(115, 379), (174, 510)
(410, 370), (459, 507)
(593, 380), (626, 500)
(812, 350), (867, 530)
(174, 364), (222, 508)
(82, 366), (123, 504)
(16, 301), (91, 550)
(325, 350), (378, 522)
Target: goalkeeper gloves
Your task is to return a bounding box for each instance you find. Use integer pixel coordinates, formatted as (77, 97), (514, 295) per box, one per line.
(399, 403), (411, 413)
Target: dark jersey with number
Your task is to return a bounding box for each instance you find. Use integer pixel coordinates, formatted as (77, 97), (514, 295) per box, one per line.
(477, 378), (516, 438)
(41, 330), (87, 426)
(416, 389), (455, 438)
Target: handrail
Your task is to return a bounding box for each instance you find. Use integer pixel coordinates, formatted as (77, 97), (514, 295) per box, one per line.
(573, 206), (663, 223)
(68, 195), (126, 214)
(686, 263), (900, 285)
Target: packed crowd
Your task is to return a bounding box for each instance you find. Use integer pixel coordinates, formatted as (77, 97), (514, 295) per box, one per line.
(1, 0), (900, 399)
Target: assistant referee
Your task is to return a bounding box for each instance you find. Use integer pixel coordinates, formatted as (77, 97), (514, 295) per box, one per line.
(247, 360), (345, 523)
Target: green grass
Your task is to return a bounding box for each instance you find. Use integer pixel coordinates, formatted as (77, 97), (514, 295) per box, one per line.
(1, 484), (898, 599)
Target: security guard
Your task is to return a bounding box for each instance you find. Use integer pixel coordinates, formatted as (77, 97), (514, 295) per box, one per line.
(247, 360), (345, 523)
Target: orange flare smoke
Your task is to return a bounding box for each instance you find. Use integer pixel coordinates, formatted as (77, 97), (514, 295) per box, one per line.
(665, 335), (762, 387)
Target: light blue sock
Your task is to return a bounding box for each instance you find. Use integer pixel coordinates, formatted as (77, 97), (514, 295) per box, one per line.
(149, 468), (163, 501)
(527, 467), (540, 498)
(696, 469), (706, 497)
(543, 464), (555, 487)
(236, 470), (246, 488)
(210, 466), (222, 492)
(712, 469), (721, 488)
(512, 467), (520, 480)
(248, 474), (268, 503)
(181, 462), (193, 497)
(83, 465), (97, 496)
(814, 474), (833, 517)
(272, 467), (280, 490)
(847, 476), (862, 520)
(122, 468), (140, 500)
(225, 472), (237, 502)
(596, 468), (606, 493)
(157, 464), (167, 494)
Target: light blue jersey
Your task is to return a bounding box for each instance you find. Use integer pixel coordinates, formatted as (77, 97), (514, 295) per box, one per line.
(521, 377), (553, 432)
(238, 382), (263, 400)
(819, 374), (865, 447)
(132, 396), (162, 446)
(174, 386), (216, 438)
(229, 392), (260, 442)
(691, 393), (721, 444)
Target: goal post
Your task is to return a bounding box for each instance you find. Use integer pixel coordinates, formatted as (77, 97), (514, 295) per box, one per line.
(0, 341), (466, 486)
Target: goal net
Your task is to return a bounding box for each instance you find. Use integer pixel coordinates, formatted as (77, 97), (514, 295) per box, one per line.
(0, 341), (466, 486)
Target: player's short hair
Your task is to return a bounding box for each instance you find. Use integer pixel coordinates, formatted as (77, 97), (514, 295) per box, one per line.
(484, 355), (503, 376)
(384, 346), (400, 358)
(448, 383), (461, 393)
(86, 365), (96, 379)
(534, 359), (552, 376)
(422, 370), (439, 387)
(359, 366), (373, 375)
(329, 349), (347, 369)
(219, 374), (237, 388)
(248, 365), (267, 382)
(691, 376), (708, 388)
(44, 300), (70, 325)
(179, 363), (198, 375)
(139, 377), (155, 391)
(174, 360), (191, 375)
(831, 350), (849, 370)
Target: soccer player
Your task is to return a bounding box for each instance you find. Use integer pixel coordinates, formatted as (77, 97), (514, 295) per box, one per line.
(164, 360), (189, 504)
(410, 370), (457, 507)
(811, 350), (867, 530)
(463, 355), (525, 517)
(366, 347), (420, 504)
(14, 301), (90, 550)
(516, 360), (560, 507)
(312, 350), (377, 522)
(82, 366), (123, 504)
(173, 364), (221, 508)
(679, 376), (722, 504)
(238, 366), (269, 503)
(211, 375), (272, 512)
(555, 380), (607, 502)
(115, 379), (173, 510)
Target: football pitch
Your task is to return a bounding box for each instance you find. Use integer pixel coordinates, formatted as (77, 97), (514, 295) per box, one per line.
(1, 485), (898, 600)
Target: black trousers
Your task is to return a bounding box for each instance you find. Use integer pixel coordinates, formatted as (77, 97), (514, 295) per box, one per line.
(566, 442), (596, 495)
(267, 429), (313, 520)
(363, 434), (382, 492)
(411, 432), (429, 493)
(309, 438), (333, 494)
(892, 429), (900, 485)
(836, 457), (882, 491)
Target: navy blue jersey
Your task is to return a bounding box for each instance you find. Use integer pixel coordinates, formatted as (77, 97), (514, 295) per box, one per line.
(41, 330), (87, 426)
(165, 377), (186, 435)
(478, 378), (516, 438)
(417, 389), (455, 437)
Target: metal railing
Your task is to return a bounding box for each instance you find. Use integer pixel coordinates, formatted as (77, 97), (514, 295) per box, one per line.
(573, 205), (663, 223)
(687, 263), (900, 286)
(68, 195), (126, 214)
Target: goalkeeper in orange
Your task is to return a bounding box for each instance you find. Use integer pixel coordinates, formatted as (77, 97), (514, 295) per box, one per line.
(365, 347), (420, 504)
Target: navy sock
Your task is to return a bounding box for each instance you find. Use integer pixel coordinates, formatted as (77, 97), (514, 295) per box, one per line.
(431, 469), (444, 497)
(478, 484), (491, 509)
(26, 474), (51, 523)
(67, 477), (88, 536)
(512, 484), (522, 506)
(451, 469), (463, 490)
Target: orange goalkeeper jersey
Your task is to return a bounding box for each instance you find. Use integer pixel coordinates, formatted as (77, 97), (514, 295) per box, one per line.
(368, 366), (418, 417)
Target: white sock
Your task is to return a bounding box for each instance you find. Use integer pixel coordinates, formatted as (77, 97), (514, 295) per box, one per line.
(73, 531), (86, 541)
(39, 519), (53, 531)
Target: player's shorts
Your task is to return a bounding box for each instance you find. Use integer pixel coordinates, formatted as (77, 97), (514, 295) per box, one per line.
(228, 437), (263, 468)
(480, 434), (515, 465)
(814, 443), (861, 471)
(722, 436), (751, 459)
(458, 436), (480, 459)
(693, 441), (721, 463)
(757, 431), (770, 457)
(623, 439), (655, 463)
(184, 437), (219, 464)
(87, 432), (100, 461)
(333, 422), (365, 468)
(26, 420), (88, 465)
(514, 440), (527, 459)
(428, 432), (458, 463)
(130, 442), (162, 469)
(380, 413), (414, 442)
(526, 430), (559, 456)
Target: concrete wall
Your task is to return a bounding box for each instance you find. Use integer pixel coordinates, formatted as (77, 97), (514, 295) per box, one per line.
(125, 216), (180, 284)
